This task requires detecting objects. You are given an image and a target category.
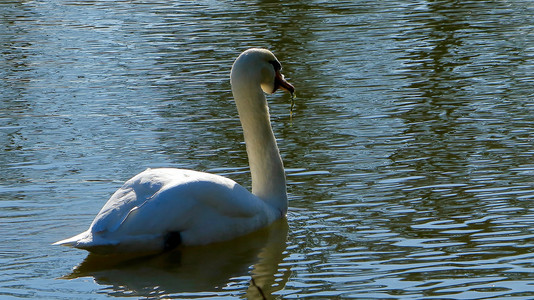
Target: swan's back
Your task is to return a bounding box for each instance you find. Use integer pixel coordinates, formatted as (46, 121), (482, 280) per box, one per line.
(55, 168), (278, 253)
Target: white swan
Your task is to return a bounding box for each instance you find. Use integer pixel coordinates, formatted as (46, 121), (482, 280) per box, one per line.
(54, 48), (295, 253)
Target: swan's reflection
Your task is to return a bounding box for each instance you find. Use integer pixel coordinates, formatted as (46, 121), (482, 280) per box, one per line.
(63, 219), (290, 299)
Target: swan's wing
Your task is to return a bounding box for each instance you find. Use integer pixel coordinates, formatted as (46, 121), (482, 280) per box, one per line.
(113, 176), (264, 233)
(89, 168), (263, 236)
(185, 175), (264, 218)
(89, 168), (173, 233)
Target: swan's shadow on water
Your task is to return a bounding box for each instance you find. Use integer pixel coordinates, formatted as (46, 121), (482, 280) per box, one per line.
(62, 219), (290, 299)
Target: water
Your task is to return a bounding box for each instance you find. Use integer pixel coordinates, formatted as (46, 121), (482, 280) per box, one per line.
(1, 0), (534, 298)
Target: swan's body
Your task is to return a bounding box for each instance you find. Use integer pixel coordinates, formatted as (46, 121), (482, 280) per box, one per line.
(54, 48), (295, 253)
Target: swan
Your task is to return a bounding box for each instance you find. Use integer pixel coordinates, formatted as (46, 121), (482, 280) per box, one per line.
(53, 48), (295, 254)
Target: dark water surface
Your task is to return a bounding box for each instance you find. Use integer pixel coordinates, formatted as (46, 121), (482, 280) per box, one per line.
(1, 0), (534, 299)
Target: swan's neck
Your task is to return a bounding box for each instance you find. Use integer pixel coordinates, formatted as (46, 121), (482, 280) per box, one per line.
(232, 84), (288, 215)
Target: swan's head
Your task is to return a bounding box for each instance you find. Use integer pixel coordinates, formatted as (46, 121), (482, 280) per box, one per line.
(231, 48), (295, 96)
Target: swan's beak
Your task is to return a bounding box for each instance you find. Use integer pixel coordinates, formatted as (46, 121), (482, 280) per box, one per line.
(274, 71), (295, 95)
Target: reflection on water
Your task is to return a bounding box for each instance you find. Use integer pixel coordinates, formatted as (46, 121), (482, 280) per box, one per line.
(64, 219), (289, 299)
(1, 0), (534, 299)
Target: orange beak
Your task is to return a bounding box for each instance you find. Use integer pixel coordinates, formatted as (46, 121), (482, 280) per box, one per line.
(273, 71), (295, 95)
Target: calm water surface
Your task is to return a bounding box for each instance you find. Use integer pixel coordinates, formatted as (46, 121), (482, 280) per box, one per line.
(1, 0), (534, 299)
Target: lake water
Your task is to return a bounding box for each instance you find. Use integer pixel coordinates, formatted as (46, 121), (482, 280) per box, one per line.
(1, 0), (534, 299)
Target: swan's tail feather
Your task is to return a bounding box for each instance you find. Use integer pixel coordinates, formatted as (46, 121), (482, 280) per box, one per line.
(53, 231), (120, 254)
(53, 231), (165, 254)
(53, 230), (91, 247)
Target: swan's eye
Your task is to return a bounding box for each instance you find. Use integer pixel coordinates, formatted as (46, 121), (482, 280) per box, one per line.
(269, 60), (282, 72)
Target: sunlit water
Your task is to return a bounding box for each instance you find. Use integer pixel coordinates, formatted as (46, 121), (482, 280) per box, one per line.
(1, 0), (534, 299)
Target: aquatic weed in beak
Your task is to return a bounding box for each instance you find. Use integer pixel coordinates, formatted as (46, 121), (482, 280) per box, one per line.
(290, 92), (296, 118)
